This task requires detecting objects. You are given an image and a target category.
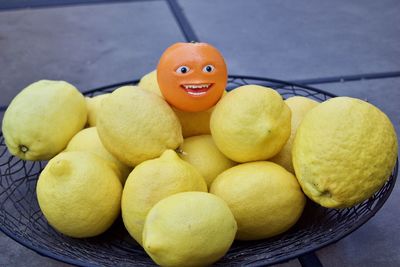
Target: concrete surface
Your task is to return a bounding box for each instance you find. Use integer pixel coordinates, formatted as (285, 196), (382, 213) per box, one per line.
(179, 0), (400, 80)
(0, 0), (184, 107)
(0, 0), (399, 266)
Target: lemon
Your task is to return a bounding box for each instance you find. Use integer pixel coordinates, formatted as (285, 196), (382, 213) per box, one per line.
(65, 127), (131, 183)
(293, 97), (398, 208)
(138, 70), (163, 97)
(122, 149), (207, 245)
(138, 69), (214, 137)
(210, 161), (305, 240)
(36, 151), (122, 238)
(143, 192), (237, 267)
(179, 135), (236, 187)
(173, 107), (213, 137)
(174, 92), (227, 138)
(270, 96), (319, 173)
(86, 94), (109, 127)
(210, 85), (291, 162)
(97, 86), (183, 166)
(2, 80), (87, 160)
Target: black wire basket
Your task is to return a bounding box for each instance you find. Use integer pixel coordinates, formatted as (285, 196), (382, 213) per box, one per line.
(0, 75), (398, 267)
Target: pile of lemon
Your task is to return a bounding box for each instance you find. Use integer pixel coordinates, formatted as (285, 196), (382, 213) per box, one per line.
(2, 71), (397, 267)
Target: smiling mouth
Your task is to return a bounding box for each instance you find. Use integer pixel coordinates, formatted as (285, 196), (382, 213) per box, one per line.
(181, 83), (213, 96)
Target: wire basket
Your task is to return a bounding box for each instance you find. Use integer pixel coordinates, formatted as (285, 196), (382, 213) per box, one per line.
(0, 75), (397, 266)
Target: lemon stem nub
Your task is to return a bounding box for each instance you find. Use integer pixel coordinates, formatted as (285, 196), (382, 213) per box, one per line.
(175, 147), (187, 156)
(19, 145), (29, 153)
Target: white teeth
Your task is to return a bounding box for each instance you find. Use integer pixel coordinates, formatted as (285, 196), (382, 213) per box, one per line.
(183, 84), (210, 89)
(187, 91), (207, 96)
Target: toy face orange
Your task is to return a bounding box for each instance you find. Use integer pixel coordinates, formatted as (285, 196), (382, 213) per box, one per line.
(157, 42), (227, 112)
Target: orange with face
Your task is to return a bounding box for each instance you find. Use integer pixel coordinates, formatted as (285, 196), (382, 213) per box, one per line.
(157, 42), (228, 112)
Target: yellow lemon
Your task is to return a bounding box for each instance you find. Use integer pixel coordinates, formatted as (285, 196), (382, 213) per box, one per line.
(143, 192), (237, 267)
(173, 93), (226, 138)
(138, 70), (163, 97)
(65, 127), (131, 183)
(86, 94), (109, 127)
(179, 135), (236, 188)
(138, 69), (215, 137)
(270, 96), (319, 173)
(121, 150), (207, 245)
(2, 80), (87, 160)
(210, 85), (291, 162)
(173, 107), (213, 138)
(292, 97), (398, 208)
(36, 151), (122, 238)
(97, 86), (183, 166)
(210, 161), (305, 240)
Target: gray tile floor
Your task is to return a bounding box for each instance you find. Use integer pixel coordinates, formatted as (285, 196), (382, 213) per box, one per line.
(0, 0), (399, 266)
(0, 0), (184, 106)
(179, 0), (400, 79)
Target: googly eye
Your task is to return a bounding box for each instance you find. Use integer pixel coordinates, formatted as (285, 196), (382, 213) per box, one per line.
(176, 66), (190, 74)
(203, 65), (215, 73)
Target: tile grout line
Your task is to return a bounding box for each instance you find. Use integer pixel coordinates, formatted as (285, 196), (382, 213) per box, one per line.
(0, 0), (159, 11)
(165, 0), (199, 42)
(290, 71), (400, 85)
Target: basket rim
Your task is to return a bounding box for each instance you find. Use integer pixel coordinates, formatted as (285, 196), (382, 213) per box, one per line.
(0, 75), (397, 267)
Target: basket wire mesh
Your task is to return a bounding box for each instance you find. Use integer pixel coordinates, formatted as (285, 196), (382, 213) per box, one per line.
(0, 75), (397, 266)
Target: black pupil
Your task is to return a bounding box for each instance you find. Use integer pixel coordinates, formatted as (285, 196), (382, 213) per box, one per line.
(181, 67), (187, 73)
(206, 66), (212, 72)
